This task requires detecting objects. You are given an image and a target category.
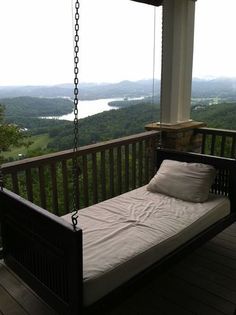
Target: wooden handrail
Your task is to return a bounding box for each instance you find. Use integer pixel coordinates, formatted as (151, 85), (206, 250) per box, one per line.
(195, 127), (236, 137)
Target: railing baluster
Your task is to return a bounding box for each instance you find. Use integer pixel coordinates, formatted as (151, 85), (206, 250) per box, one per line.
(11, 172), (19, 195)
(125, 145), (129, 192)
(220, 135), (226, 157)
(77, 159), (80, 210)
(38, 166), (47, 209)
(62, 160), (69, 213)
(138, 141), (143, 186)
(117, 146), (122, 195)
(82, 155), (89, 207)
(210, 134), (216, 155)
(132, 143), (136, 189)
(92, 153), (98, 204)
(201, 133), (206, 154)
(231, 135), (236, 158)
(149, 137), (156, 177)
(50, 164), (59, 215)
(144, 140), (149, 183)
(25, 169), (33, 202)
(101, 151), (106, 201)
(109, 149), (115, 197)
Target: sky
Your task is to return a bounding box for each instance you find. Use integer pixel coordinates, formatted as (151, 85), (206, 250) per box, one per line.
(0, 0), (236, 86)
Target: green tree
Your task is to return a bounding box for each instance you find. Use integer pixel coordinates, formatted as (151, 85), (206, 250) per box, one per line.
(0, 104), (24, 163)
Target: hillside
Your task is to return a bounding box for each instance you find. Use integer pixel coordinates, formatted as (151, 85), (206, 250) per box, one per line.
(47, 103), (158, 151)
(0, 96), (73, 118)
(192, 78), (236, 100)
(191, 102), (236, 129)
(48, 102), (236, 151)
(3, 100), (236, 161)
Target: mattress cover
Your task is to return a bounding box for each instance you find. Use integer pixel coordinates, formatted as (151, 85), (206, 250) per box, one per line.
(62, 186), (230, 306)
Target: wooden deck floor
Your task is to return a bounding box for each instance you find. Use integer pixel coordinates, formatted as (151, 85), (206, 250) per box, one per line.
(1, 223), (236, 315)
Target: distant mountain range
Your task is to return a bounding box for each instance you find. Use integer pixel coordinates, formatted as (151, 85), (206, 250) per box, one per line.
(192, 78), (236, 99)
(1, 78), (236, 100)
(0, 80), (157, 99)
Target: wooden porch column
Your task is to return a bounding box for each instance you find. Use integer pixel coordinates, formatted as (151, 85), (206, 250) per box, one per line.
(161, 0), (196, 125)
(146, 0), (205, 152)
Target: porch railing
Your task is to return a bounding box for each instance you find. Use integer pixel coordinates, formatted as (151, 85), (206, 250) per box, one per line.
(2, 131), (159, 216)
(3, 127), (235, 217)
(194, 127), (236, 158)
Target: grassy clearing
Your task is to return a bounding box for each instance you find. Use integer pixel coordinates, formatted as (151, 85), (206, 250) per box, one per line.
(2, 134), (51, 160)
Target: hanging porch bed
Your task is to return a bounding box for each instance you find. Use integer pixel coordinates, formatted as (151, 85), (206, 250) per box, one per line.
(1, 148), (236, 314)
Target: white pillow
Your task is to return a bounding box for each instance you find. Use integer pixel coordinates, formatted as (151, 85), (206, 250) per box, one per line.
(147, 159), (216, 203)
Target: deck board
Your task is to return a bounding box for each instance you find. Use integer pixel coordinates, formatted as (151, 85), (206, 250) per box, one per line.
(0, 262), (56, 315)
(1, 222), (236, 314)
(0, 285), (28, 315)
(167, 272), (235, 315)
(195, 246), (236, 270)
(157, 275), (225, 315)
(205, 240), (236, 259)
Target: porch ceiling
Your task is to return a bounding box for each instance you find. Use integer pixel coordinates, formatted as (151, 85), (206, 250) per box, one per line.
(131, 0), (163, 7)
(131, 0), (197, 7)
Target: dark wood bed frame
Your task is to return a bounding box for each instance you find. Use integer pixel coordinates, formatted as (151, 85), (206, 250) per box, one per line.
(1, 149), (236, 314)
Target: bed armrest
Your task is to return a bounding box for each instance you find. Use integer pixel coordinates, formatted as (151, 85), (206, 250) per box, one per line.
(0, 188), (83, 315)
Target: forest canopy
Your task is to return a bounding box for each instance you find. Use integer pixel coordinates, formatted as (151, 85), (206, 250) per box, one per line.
(0, 104), (25, 162)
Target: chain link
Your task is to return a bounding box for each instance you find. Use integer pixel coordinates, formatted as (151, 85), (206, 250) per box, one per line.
(71, 0), (80, 229)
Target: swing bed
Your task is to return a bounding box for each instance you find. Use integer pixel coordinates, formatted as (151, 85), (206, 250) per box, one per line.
(1, 1), (236, 314)
(1, 149), (236, 314)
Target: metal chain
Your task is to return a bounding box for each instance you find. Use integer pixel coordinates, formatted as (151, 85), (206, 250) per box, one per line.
(71, 0), (80, 229)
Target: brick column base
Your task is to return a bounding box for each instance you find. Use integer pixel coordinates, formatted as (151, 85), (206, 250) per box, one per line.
(145, 121), (206, 153)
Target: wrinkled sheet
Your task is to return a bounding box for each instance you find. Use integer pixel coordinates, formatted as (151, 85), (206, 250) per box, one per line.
(62, 186), (230, 305)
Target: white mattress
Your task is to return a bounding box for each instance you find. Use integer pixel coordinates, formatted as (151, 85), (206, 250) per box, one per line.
(62, 186), (230, 306)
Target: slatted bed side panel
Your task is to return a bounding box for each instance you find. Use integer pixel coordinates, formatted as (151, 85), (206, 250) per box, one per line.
(211, 168), (230, 196)
(0, 188), (83, 315)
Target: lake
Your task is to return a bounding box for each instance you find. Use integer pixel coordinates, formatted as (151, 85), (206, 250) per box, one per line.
(44, 98), (121, 121)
